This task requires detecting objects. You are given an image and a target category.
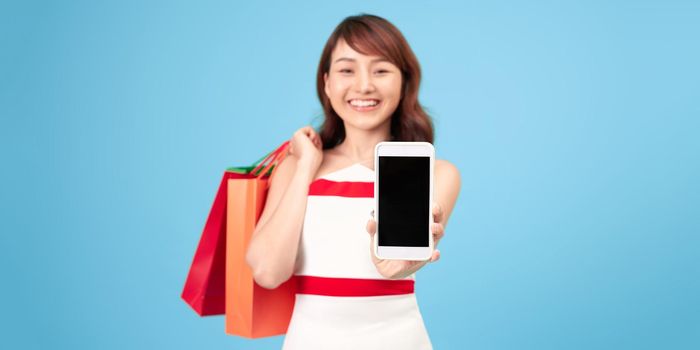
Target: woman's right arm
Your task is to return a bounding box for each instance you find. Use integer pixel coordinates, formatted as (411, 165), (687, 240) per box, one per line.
(245, 127), (322, 289)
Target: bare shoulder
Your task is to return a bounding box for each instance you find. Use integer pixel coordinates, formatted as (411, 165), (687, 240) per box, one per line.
(434, 159), (461, 225)
(435, 159), (461, 189)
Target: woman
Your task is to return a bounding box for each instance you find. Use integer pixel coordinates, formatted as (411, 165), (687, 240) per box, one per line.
(246, 14), (461, 349)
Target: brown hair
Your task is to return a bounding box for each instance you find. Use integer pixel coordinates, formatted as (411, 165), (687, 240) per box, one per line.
(316, 14), (434, 149)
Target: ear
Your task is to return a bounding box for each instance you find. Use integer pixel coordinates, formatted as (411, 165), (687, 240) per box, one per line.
(324, 72), (330, 99)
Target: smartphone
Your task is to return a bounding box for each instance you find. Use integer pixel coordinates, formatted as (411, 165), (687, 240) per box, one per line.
(374, 141), (434, 260)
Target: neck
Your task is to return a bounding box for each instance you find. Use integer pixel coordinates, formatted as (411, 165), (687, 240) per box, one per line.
(336, 121), (392, 163)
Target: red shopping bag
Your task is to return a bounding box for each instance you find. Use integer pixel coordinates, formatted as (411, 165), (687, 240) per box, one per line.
(181, 142), (290, 316)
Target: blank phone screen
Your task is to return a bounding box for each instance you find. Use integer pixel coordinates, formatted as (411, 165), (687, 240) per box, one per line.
(378, 156), (430, 247)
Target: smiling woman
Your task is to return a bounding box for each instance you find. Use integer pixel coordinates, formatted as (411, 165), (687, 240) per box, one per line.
(322, 40), (403, 134)
(245, 14), (461, 350)
(316, 15), (434, 148)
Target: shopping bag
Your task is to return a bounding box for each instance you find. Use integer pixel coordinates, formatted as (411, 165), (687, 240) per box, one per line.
(225, 142), (297, 338)
(181, 142), (289, 316)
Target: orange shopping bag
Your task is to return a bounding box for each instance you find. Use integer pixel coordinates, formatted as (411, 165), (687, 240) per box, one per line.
(225, 141), (297, 338)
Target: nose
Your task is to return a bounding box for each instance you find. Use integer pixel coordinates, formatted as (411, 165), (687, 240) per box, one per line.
(354, 70), (376, 94)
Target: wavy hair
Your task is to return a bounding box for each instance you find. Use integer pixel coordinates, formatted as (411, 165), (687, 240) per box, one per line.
(316, 14), (434, 149)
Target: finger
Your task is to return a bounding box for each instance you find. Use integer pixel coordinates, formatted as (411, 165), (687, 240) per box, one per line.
(429, 249), (441, 263)
(303, 127), (322, 148)
(432, 202), (444, 224)
(367, 225), (381, 264)
(302, 126), (316, 138)
(431, 222), (444, 242)
(366, 210), (376, 234)
(312, 135), (322, 149)
(366, 219), (377, 235)
(366, 209), (382, 263)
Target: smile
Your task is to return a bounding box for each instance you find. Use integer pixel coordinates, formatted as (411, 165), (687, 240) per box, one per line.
(348, 99), (381, 112)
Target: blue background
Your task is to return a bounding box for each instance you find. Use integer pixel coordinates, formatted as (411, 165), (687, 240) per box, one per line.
(1, 0), (698, 349)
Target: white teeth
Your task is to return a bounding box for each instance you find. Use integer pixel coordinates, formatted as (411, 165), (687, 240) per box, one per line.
(349, 99), (378, 107)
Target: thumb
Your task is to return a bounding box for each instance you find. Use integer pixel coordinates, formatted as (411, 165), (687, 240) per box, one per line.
(366, 210), (377, 235)
(366, 210), (381, 264)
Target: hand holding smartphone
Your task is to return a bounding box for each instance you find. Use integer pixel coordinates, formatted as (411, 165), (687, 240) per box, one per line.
(374, 142), (434, 261)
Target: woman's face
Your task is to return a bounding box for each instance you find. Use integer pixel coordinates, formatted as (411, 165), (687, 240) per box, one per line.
(324, 39), (402, 132)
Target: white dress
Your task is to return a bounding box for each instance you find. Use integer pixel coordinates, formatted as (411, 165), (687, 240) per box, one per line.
(282, 163), (432, 350)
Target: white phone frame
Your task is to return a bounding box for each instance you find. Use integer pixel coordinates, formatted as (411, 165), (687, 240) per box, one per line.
(374, 141), (434, 261)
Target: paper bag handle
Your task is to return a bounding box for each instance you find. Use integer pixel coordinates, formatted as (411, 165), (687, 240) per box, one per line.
(250, 141), (290, 179)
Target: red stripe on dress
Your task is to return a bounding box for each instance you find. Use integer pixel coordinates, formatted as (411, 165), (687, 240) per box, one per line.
(295, 276), (414, 296)
(308, 179), (374, 198)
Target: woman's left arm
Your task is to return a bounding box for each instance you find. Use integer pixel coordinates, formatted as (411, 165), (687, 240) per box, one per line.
(366, 159), (462, 279)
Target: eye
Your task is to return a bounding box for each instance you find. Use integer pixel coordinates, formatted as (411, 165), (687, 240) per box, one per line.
(375, 66), (395, 75)
(339, 69), (353, 74)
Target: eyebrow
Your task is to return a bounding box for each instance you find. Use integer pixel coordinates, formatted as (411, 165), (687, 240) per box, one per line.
(333, 57), (391, 64)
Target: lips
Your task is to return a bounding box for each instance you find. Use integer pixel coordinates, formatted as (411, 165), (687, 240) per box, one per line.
(348, 99), (381, 112)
